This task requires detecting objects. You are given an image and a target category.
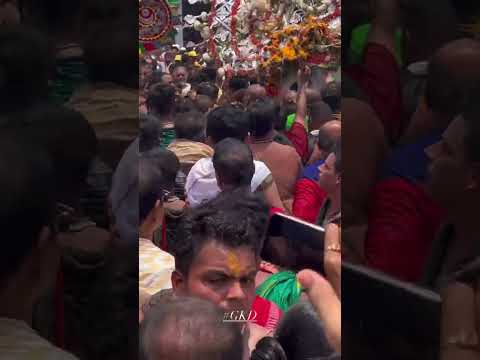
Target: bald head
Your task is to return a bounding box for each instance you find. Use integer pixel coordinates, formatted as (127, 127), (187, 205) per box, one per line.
(245, 84), (267, 105)
(425, 38), (480, 121)
(313, 120), (341, 163)
(321, 120), (341, 139)
(140, 296), (244, 360)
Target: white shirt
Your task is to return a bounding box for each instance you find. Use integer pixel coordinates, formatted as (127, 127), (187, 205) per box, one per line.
(139, 238), (175, 295)
(185, 157), (271, 208)
(0, 318), (78, 360)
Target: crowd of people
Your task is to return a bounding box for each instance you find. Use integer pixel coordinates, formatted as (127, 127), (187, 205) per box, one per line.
(342, 0), (480, 358)
(2, 0), (479, 358)
(137, 31), (342, 360)
(0, 1), (342, 360)
(0, 0), (139, 359)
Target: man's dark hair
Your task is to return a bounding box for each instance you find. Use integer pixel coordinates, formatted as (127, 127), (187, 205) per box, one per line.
(189, 71), (209, 86)
(147, 83), (176, 116)
(195, 95), (214, 114)
(0, 26), (51, 112)
(213, 138), (255, 188)
(139, 148), (179, 222)
(0, 137), (56, 283)
(201, 67), (218, 82)
(195, 82), (219, 101)
(206, 106), (250, 144)
(171, 62), (188, 74)
(229, 76), (249, 91)
(84, 24), (138, 88)
(174, 97), (198, 114)
(5, 105), (97, 202)
(140, 114), (161, 152)
(425, 39), (480, 121)
(174, 111), (206, 142)
(147, 71), (170, 88)
(173, 189), (269, 276)
(276, 301), (337, 360)
(322, 82), (340, 113)
(140, 295), (244, 360)
(249, 97), (278, 138)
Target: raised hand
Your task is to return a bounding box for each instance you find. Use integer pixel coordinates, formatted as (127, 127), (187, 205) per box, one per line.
(297, 64), (312, 88)
(297, 269), (341, 354)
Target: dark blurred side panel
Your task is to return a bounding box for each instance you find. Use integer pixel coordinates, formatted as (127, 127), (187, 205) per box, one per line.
(342, 0), (480, 358)
(0, 1), (139, 359)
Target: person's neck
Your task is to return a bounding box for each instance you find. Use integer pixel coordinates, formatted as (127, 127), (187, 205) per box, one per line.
(252, 130), (274, 144)
(222, 184), (250, 194)
(326, 190), (341, 218)
(155, 113), (174, 128)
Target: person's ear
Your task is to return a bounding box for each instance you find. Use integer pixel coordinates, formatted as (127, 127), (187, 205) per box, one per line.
(171, 270), (186, 293)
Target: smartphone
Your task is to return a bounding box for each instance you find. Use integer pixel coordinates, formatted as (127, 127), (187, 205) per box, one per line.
(264, 212), (325, 274)
(342, 261), (441, 360)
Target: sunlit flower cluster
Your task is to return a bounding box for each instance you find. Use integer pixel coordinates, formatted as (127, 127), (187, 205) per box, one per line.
(261, 16), (340, 69)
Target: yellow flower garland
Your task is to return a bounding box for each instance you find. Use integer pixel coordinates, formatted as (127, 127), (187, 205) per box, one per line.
(261, 16), (339, 69)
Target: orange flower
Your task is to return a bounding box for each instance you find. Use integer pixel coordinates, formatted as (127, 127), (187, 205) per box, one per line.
(282, 45), (296, 61)
(284, 26), (296, 35)
(298, 49), (309, 59)
(290, 36), (300, 46)
(271, 54), (282, 63)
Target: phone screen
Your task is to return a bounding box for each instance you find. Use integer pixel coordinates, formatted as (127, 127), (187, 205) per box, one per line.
(264, 213), (325, 274)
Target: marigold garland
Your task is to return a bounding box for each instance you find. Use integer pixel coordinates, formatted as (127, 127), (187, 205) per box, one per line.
(261, 16), (340, 70)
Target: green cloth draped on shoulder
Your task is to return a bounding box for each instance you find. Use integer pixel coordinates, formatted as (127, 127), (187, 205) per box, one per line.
(160, 128), (176, 148)
(256, 271), (303, 312)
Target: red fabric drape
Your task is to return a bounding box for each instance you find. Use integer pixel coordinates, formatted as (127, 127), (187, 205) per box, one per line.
(286, 122), (309, 164)
(365, 178), (446, 282)
(345, 43), (404, 143)
(292, 178), (327, 224)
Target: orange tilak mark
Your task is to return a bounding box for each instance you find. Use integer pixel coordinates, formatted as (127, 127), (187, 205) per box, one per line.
(227, 251), (242, 277)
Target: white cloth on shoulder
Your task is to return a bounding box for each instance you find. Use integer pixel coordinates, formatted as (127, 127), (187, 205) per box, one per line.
(185, 157), (271, 208)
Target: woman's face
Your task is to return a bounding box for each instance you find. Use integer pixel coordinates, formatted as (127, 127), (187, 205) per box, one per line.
(318, 153), (340, 195)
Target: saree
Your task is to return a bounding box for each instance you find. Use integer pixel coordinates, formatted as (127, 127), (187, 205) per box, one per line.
(256, 271), (303, 313)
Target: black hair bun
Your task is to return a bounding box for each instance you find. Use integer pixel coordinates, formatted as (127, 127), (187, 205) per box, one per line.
(251, 337), (287, 360)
